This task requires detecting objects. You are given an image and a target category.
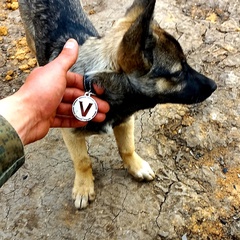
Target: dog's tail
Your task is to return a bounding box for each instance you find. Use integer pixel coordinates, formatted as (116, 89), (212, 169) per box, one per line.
(19, 0), (99, 65)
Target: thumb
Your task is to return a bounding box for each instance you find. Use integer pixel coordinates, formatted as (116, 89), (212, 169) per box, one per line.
(51, 39), (79, 72)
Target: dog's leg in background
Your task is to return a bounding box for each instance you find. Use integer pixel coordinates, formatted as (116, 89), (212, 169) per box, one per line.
(18, 0), (36, 55)
(114, 116), (155, 181)
(61, 129), (95, 209)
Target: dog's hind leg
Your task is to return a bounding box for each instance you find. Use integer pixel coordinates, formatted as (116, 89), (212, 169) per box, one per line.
(114, 116), (155, 181)
(61, 129), (95, 209)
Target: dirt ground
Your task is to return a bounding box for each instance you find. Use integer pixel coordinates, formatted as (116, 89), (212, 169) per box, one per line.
(0, 0), (240, 239)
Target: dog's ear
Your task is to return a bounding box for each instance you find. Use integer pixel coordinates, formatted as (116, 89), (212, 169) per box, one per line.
(118, 0), (156, 74)
(125, 0), (155, 19)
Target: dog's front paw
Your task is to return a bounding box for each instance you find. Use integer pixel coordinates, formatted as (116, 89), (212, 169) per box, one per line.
(72, 177), (95, 209)
(133, 160), (155, 181)
(124, 152), (155, 181)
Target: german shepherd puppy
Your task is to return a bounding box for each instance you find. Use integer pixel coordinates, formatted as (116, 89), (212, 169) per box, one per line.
(19, 0), (217, 209)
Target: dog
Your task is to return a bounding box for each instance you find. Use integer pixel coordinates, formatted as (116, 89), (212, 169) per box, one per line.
(18, 0), (217, 209)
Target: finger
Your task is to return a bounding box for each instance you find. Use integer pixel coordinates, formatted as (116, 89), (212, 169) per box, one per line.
(50, 39), (79, 72)
(92, 96), (110, 113)
(62, 88), (85, 103)
(53, 111), (106, 127)
(93, 84), (105, 95)
(66, 72), (106, 95)
(66, 72), (84, 89)
(92, 112), (107, 122)
(51, 116), (88, 128)
(56, 103), (74, 116)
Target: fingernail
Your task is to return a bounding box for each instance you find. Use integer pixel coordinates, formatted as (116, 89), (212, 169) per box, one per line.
(64, 40), (75, 49)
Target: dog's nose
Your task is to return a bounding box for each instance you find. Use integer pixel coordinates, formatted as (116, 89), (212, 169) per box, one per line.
(202, 78), (217, 101)
(208, 79), (217, 93)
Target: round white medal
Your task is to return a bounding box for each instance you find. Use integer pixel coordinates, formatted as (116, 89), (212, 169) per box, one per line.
(72, 93), (98, 122)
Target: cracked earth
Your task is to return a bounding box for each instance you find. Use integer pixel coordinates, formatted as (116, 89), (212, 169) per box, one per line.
(0, 0), (240, 239)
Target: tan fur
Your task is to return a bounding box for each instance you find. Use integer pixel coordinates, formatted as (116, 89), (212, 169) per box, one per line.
(116, 11), (152, 73)
(117, 45), (148, 73)
(114, 116), (155, 181)
(61, 129), (95, 209)
(62, 116), (155, 209)
(125, 5), (146, 21)
(79, 8), (151, 74)
(156, 77), (185, 93)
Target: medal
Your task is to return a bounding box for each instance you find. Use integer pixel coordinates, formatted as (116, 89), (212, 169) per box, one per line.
(72, 92), (98, 122)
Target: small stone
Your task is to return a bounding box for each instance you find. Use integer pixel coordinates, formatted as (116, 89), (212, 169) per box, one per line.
(19, 64), (30, 71)
(210, 167), (215, 172)
(182, 233), (188, 240)
(5, 75), (13, 81)
(11, 2), (19, 10)
(218, 156), (225, 166)
(222, 168), (228, 174)
(6, 3), (12, 9)
(206, 13), (218, 23)
(195, 152), (203, 159)
(0, 13), (7, 21)
(15, 49), (27, 61)
(17, 37), (28, 46)
(89, 9), (96, 15)
(220, 218), (227, 225)
(22, 174), (28, 180)
(6, 70), (14, 76)
(233, 215), (240, 220)
(28, 58), (37, 68)
(6, 1), (19, 10)
(0, 26), (8, 36)
(159, 231), (169, 238)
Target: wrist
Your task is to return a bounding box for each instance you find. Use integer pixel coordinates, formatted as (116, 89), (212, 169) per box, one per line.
(0, 93), (35, 145)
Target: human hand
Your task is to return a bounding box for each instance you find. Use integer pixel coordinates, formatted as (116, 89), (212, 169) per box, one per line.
(0, 39), (109, 145)
(52, 72), (108, 127)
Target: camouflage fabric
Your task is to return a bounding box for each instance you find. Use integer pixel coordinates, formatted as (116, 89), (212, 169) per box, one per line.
(0, 115), (25, 187)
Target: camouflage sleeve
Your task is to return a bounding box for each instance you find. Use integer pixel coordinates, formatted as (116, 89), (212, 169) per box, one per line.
(0, 115), (25, 187)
